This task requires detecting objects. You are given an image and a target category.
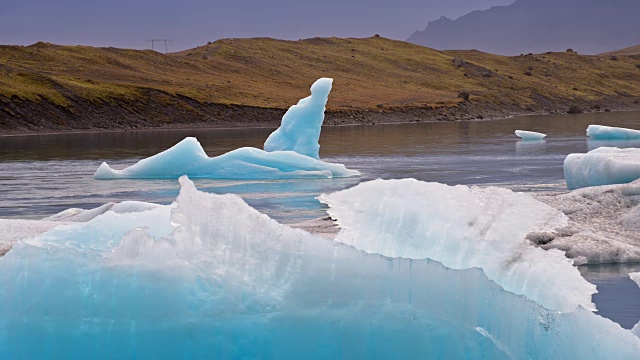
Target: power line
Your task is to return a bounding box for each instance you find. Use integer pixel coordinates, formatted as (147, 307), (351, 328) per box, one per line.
(146, 39), (172, 53)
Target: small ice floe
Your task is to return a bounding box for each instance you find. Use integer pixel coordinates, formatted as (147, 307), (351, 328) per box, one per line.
(515, 130), (547, 141)
(564, 147), (640, 190)
(587, 125), (640, 140)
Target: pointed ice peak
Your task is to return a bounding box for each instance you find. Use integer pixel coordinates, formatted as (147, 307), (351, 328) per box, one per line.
(263, 78), (333, 159)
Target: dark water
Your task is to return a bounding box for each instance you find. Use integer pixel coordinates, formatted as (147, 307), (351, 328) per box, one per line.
(1, 111), (640, 327)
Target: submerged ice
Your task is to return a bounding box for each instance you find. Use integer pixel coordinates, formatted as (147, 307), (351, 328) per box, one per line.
(1, 177), (640, 359)
(587, 124), (640, 140)
(564, 147), (640, 190)
(94, 78), (359, 180)
(515, 130), (546, 140)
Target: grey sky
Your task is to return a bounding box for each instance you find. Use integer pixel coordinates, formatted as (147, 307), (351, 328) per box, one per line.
(0, 0), (513, 51)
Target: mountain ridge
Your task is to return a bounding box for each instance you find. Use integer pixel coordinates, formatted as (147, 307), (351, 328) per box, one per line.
(408, 0), (640, 55)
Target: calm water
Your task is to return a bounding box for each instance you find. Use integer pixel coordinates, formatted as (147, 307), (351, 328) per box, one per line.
(1, 110), (640, 327)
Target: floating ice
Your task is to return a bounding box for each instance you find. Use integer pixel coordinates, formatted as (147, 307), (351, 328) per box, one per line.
(94, 138), (358, 179)
(1, 177), (639, 358)
(320, 178), (594, 312)
(533, 179), (640, 264)
(587, 125), (640, 140)
(263, 78), (332, 159)
(515, 130), (546, 140)
(43, 201), (161, 222)
(564, 147), (640, 190)
(94, 78), (359, 180)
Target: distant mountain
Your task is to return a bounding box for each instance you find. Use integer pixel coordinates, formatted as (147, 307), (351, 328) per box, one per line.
(601, 45), (640, 56)
(408, 0), (640, 55)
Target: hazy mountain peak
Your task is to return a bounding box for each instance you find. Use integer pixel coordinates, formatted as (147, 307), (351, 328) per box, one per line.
(408, 0), (640, 55)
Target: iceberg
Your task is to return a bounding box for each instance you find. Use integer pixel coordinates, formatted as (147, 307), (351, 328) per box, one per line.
(263, 78), (331, 159)
(94, 78), (359, 180)
(587, 125), (640, 140)
(564, 147), (640, 190)
(515, 130), (547, 140)
(1, 176), (639, 359)
(319, 178), (594, 313)
(533, 179), (640, 265)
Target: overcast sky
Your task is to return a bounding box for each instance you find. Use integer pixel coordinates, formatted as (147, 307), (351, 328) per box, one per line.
(0, 0), (513, 51)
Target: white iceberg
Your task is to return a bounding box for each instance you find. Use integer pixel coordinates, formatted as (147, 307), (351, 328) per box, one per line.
(515, 130), (547, 140)
(319, 178), (593, 312)
(587, 125), (640, 140)
(533, 180), (640, 265)
(94, 78), (359, 180)
(1, 176), (639, 358)
(564, 147), (640, 190)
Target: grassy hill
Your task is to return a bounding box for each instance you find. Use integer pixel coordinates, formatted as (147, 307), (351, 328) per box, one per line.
(1, 36), (640, 132)
(601, 44), (640, 56)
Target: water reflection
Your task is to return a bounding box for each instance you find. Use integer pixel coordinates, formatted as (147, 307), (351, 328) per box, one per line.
(579, 263), (640, 329)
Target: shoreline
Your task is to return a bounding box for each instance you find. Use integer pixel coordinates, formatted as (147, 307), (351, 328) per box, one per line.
(2, 104), (640, 138)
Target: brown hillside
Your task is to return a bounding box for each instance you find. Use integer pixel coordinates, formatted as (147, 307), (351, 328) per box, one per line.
(1, 37), (640, 132)
(600, 44), (640, 56)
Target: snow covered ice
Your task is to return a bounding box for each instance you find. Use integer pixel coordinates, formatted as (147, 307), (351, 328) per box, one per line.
(2, 176), (640, 359)
(564, 147), (640, 190)
(319, 178), (593, 312)
(515, 129), (546, 140)
(587, 124), (640, 140)
(533, 179), (640, 264)
(94, 78), (359, 180)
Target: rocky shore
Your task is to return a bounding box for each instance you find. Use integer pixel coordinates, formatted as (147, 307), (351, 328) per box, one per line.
(2, 92), (639, 136)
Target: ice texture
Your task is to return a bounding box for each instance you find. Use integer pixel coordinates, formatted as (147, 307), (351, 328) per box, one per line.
(94, 78), (359, 180)
(515, 130), (547, 140)
(533, 179), (640, 264)
(564, 147), (640, 190)
(263, 78), (332, 159)
(1, 176), (639, 359)
(319, 178), (594, 312)
(587, 125), (640, 140)
(95, 137), (358, 179)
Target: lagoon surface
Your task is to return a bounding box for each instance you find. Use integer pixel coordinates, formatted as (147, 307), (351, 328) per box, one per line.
(1, 110), (640, 328)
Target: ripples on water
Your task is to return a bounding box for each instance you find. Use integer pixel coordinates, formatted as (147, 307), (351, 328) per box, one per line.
(2, 111), (640, 222)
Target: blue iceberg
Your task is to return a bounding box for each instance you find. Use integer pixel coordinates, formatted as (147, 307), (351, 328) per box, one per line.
(2, 177), (640, 359)
(564, 147), (640, 190)
(587, 125), (640, 140)
(515, 130), (547, 141)
(263, 78), (331, 159)
(94, 78), (359, 180)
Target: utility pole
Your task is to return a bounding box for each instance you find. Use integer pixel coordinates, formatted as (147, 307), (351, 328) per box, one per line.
(146, 39), (172, 53)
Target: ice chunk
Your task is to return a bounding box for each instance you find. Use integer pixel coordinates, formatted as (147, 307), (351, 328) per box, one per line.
(0, 219), (68, 256)
(95, 137), (359, 179)
(515, 130), (546, 140)
(263, 78), (332, 159)
(94, 78), (358, 180)
(319, 178), (594, 313)
(43, 201), (161, 222)
(564, 147), (640, 190)
(1, 177), (639, 358)
(587, 125), (640, 140)
(533, 180), (640, 264)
